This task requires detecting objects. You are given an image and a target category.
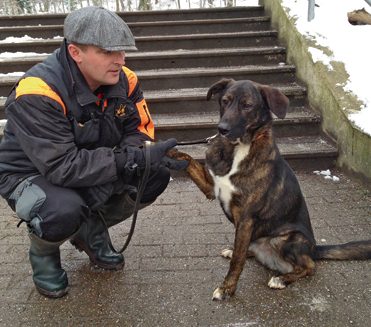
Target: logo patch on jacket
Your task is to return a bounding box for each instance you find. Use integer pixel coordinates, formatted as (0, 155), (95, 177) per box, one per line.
(115, 104), (126, 117)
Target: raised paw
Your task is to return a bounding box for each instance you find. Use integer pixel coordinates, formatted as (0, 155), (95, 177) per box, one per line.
(220, 248), (233, 259)
(166, 148), (193, 162)
(268, 276), (286, 289)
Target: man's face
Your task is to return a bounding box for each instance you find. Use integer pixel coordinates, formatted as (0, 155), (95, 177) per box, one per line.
(68, 44), (126, 91)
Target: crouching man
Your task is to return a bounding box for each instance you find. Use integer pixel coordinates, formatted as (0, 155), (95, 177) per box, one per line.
(0, 6), (186, 298)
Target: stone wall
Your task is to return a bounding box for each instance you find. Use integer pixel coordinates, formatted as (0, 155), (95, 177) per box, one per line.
(261, 0), (371, 182)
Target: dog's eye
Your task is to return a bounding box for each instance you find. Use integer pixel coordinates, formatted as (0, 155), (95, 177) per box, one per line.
(221, 98), (229, 106)
(242, 103), (253, 111)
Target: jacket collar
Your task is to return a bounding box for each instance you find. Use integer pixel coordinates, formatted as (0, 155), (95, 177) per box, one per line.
(59, 40), (128, 107)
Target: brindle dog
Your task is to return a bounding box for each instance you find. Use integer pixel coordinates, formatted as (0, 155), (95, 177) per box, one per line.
(168, 78), (371, 300)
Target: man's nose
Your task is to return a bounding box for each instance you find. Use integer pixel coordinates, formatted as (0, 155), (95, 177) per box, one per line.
(114, 51), (125, 65)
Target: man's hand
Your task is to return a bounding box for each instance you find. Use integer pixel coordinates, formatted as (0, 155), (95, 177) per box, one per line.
(161, 156), (189, 170)
(115, 138), (189, 173)
(144, 139), (178, 167)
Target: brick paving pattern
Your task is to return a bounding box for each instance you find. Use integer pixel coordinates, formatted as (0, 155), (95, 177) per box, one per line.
(0, 169), (370, 326)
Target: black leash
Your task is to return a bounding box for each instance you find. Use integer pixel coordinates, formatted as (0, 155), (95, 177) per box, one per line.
(99, 142), (151, 254)
(117, 143), (151, 253)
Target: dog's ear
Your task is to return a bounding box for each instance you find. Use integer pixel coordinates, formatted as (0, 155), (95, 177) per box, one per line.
(206, 79), (235, 101)
(257, 84), (289, 119)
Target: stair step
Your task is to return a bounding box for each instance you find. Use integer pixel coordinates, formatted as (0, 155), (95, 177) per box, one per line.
(137, 30), (279, 51)
(154, 109), (319, 127)
(130, 16), (271, 35)
(0, 84), (308, 119)
(136, 64), (296, 90)
(0, 65), (296, 97)
(146, 90), (307, 114)
(175, 135), (338, 171)
(154, 108), (321, 140)
(0, 46), (287, 73)
(121, 6), (266, 22)
(144, 84), (307, 110)
(0, 7), (265, 26)
(0, 31), (279, 53)
(0, 17), (271, 40)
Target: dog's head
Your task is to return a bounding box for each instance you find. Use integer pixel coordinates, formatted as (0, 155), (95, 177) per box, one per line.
(207, 79), (289, 142)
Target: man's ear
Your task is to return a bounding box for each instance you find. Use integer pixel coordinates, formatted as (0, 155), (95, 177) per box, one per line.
(67, 44), (83, 64)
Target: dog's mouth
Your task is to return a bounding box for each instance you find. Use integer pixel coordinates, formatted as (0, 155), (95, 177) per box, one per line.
(218, 119), (250, 143)
(218, 133), (241, 145)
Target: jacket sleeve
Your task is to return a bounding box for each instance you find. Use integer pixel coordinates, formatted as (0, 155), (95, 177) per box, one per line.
(120, 67), (155, 147)
(6, 94), (119, 188)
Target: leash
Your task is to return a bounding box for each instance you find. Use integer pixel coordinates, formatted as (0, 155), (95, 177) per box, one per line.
(98, 143), (151, 254)
(118, 143), (151, 253)
(176, 134), (217, 146)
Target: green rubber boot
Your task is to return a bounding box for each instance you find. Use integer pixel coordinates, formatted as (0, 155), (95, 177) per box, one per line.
(29, 233), (68, 298)
(70, 212), (125, 270)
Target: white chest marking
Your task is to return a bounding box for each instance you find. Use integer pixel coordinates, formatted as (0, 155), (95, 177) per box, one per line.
(209, 143), (250, 215)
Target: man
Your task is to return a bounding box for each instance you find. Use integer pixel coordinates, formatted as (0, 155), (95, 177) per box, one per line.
(0, 6), (186, 298)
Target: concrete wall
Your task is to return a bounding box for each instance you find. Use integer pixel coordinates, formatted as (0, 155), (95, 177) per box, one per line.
(261, 0), (371, 182)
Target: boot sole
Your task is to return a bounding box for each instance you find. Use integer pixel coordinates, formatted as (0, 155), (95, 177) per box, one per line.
(70, 240), (125, 271)
(36, 285), (68, 298)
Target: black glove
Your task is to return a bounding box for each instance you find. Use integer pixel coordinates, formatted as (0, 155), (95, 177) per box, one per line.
(143, 139), (178, 167)
(115, 138), (188, 173)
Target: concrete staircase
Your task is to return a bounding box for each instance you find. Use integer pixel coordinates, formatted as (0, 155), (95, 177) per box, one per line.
(0, 6), (337, 170)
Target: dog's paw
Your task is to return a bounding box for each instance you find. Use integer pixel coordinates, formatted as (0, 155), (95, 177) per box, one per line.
(220, 248), (233, 259)
(268, 276), (286, 289)
(212, 284), (236, 300)
(212, 287), (226, 301)
(205, 191), (216, 200)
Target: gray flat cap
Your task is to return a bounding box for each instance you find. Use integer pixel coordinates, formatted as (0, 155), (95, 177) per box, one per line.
(64, 6), (137, 51)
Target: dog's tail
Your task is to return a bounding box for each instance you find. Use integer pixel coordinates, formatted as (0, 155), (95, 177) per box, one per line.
(314, 240), (371, 260)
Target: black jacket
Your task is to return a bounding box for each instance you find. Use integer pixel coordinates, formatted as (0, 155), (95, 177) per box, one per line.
(0, 41), (154, 198)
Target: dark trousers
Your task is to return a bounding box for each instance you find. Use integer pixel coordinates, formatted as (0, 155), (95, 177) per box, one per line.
(8, 167), (170, 242)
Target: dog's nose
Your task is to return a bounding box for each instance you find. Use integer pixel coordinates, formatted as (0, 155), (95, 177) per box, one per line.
(218, 123), (230, 136)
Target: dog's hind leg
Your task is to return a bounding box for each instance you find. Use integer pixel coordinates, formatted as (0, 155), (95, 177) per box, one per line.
(268, 255), (315, 289)
(266, 233), (316, 289)
(249, 237), (294, 274)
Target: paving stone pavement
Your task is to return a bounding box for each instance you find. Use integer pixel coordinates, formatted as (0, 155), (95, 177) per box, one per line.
(0, 168), (370, 327)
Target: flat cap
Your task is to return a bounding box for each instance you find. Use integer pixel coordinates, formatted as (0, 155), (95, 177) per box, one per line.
(64, 6), (137, 51)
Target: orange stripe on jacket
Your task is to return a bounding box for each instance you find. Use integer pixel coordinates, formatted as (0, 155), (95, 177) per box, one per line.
(136, 98), (154, 140)
(15, 77), (67, 115)
(122, 66), (155, 140)
(122, 66), (138, 97)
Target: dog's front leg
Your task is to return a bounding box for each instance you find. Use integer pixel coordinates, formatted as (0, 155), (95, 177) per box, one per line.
(213, 217), (254, 300)
(167, 148), (215, 199)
